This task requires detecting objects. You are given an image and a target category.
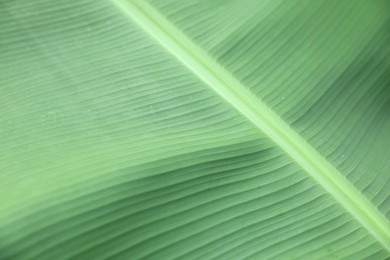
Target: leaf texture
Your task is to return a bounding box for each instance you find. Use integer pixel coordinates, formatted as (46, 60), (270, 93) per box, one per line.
(0, 0), (389, 259)
(141, 0), (390, 217)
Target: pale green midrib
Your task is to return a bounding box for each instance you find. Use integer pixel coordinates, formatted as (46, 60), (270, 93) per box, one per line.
(112, 0), (390, 251)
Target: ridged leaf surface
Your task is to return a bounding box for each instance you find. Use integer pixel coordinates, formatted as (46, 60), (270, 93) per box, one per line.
(0, 0), (389, 259)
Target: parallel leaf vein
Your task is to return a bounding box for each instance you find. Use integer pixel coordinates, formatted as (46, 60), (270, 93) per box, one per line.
(112, 0), (390, 251)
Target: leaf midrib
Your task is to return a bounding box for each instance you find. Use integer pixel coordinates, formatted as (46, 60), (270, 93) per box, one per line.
(112, 0), (390, 251)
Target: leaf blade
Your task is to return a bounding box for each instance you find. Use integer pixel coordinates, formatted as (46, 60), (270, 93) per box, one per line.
(0, 0), (389, 258)
(113, 0), (390, 251)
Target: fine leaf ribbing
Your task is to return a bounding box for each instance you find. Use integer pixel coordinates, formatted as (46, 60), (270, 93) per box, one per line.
(112, 0), (390, 251)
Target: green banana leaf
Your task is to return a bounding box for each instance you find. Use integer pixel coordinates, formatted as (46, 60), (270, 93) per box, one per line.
(1, 0), (390, 259)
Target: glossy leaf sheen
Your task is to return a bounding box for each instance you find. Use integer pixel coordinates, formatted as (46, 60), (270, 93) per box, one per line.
(0, 0), (389, 259)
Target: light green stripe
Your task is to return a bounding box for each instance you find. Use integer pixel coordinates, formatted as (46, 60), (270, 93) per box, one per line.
(112, 0), (390, 251)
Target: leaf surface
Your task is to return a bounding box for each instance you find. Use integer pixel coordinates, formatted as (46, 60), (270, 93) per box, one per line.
(0, 0), (389, 259)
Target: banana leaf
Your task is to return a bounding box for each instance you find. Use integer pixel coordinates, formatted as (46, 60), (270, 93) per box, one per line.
(0, 0), (389, 259)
